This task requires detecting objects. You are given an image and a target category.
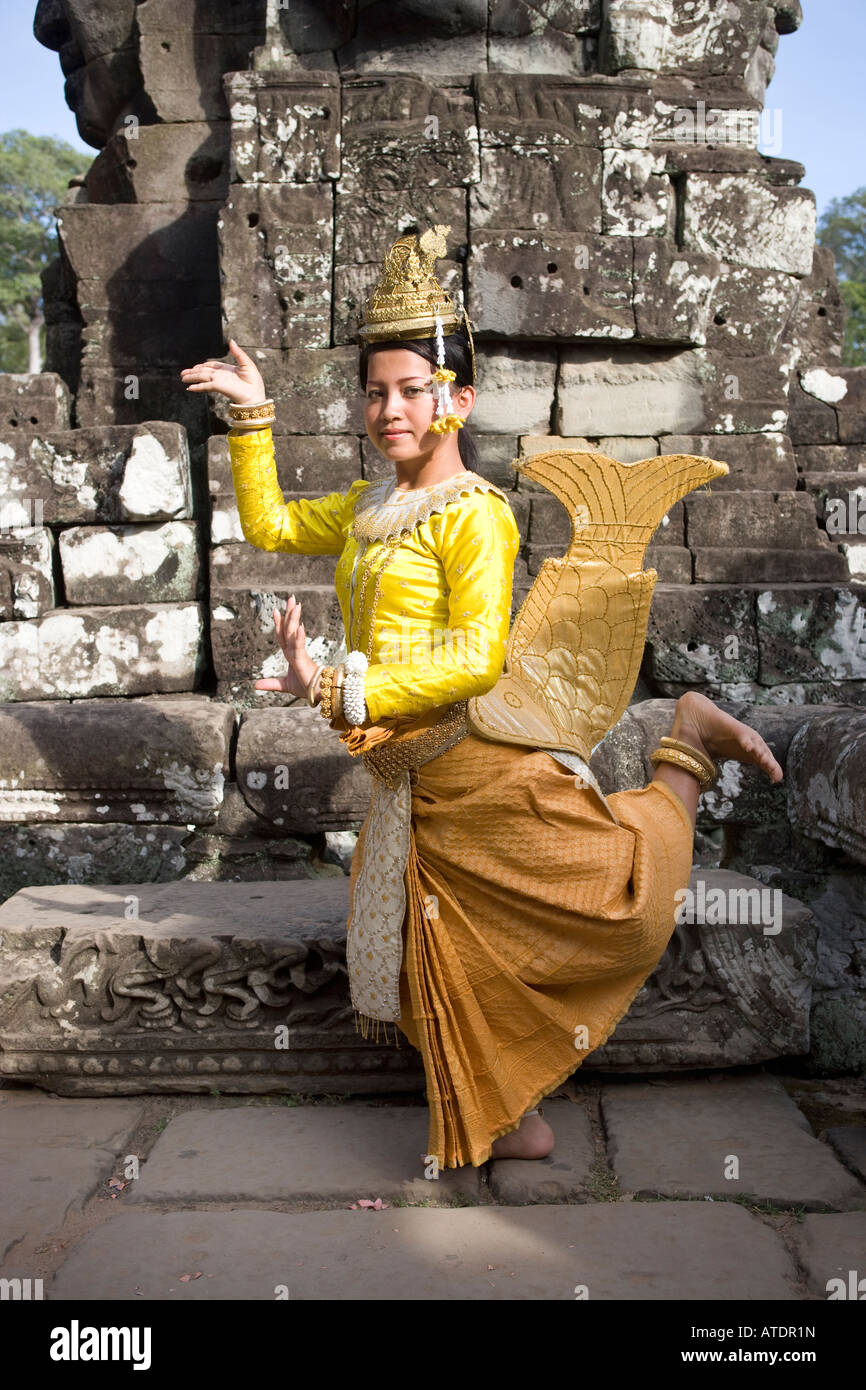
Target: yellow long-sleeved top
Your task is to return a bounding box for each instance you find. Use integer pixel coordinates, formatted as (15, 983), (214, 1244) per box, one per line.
(227, 427), (521, 726)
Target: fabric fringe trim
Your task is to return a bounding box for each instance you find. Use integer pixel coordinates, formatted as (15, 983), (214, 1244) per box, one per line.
(352, 1007), (403, 1048)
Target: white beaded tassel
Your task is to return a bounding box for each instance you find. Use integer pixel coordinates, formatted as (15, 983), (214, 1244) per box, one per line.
(342, 649), (369, 726)
(433, 313), (452, 425)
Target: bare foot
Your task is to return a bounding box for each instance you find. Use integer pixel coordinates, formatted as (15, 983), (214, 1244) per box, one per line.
(490, 1111), (555, 1160)
(672, 691), (784, 784)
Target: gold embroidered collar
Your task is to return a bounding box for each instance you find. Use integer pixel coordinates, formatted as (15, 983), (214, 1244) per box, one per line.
(351, 470), (508, 543)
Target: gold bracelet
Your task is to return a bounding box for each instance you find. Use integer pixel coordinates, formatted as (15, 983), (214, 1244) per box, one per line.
(306, 665), (323, 708)
(229, 398), (275, 423)
(650, 745), (717, 790)
(319, 665), (335, 721)
(658, 735), (718, 786)
(331, 665), (345, 721)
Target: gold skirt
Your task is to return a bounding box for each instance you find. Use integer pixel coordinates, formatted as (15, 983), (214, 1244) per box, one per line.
(348, 729), (695, 1169)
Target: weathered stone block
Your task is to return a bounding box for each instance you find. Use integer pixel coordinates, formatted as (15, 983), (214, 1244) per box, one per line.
(797, 445), (866, 475)
(787, 711), (866, 866)
(703, 263), (801, 357)
(59, 522), (200, 606)
(0, 822), (199, 906)
(0, 529), (55, 619)
(646, 584), (759, 684)
(836, 368), (866, 445)
(211, 544), (338, 593)
(601, 0), (673, 73)
(210, 583), (343, 690)
(802, 474), (866, 538)
(139, 2), (266, 124)
(218, 183), (332, 350)
(0, 695), (234, 825)
(225, 70), (340, 183)
(470, 347), (558, 434)
(601, 147), (673, 235)
(75, 369), (210, 438)
(0, 602), (206, 701)
(693, 549), (848, 584)
(756, 586), (866, 684)
(787, 379), (839, 446)
(644, 541), (691, 583)
(488, 1), (602, 74)
(340, 75), (480, 194)
(695, 349), (791, 433)
(685, 491), (829, 550)
(470, 142), (602, 232)
(235, 706), (374, 832)
(632, 240), (720, 344)
(683, 174), (816, 276)
(474, 71), (652, 149)
(0, 879), (418, 1096)
(0, 373), (71, 432)
(786, 246), (847, 363)
(334, 190), (467, 268)
(557, 347), (705, 435)
(661, 432), (796, 491)
(0, 422), (192, 525)
(337, 14), (488, 78)
(468, 231), (633, 339)
(86, 122), (230, 204)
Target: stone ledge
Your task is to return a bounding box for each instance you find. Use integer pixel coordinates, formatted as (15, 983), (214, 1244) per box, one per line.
(0, 870), (817, 1094)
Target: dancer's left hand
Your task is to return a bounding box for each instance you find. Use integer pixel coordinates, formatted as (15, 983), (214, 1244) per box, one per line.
(254, 596), (319, 699)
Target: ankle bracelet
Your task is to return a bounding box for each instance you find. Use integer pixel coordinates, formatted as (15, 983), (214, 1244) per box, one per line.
(650, 737), (717, 790)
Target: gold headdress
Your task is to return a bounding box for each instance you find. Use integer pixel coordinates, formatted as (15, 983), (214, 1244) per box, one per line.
(357, 223), (475, 433)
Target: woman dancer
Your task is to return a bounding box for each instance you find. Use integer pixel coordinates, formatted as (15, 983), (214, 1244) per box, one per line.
(181, 225), (782, 1169)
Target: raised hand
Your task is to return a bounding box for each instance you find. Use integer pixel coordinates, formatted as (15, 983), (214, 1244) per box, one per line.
(254, 596), (320, 701)
(180, 338), (266, 406)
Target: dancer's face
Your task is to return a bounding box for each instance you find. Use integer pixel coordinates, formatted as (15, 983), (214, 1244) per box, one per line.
(362, 347), (474, 462)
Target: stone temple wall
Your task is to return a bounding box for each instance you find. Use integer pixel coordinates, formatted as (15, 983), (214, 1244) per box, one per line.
(0, 0), (864, 1088)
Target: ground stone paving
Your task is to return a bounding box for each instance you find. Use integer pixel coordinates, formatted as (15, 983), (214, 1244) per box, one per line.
(601, 1075), (866, 1210)
(0, 1098), (143, 1261)
(1, 1074), (864, 1300)
(44, 1205), (798, 1301)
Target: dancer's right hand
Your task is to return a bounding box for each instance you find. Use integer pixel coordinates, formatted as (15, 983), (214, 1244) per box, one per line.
(180, 338), (266, 405)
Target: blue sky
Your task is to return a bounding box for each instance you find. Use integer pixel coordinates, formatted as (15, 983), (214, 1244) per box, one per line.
(0, 0), (863, 219)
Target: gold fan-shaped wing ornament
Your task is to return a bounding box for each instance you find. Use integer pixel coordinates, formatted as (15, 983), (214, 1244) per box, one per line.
(467, 449), (729, 763)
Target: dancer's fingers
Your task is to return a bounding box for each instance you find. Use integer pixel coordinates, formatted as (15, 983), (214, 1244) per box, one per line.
(229, 338), (255, 367)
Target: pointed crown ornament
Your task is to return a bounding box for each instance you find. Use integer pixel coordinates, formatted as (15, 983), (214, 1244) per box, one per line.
(357, 223), (476, 434)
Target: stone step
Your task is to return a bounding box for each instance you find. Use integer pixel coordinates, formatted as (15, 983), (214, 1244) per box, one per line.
(0, 866), (818, 1094)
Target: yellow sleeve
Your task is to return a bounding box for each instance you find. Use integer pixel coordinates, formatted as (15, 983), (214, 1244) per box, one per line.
(227, 426), (365, 555)
(362, 490), (520, 724)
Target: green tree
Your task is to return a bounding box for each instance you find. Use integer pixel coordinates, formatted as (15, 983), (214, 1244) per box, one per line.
(817, 186), (866, 367)
(0, 130), (86, 374)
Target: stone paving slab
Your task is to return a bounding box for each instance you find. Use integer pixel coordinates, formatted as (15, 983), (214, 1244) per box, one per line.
(488, 1099), (596, 1204)
(0, 1099), (143, 1261)
(601, 1074), (866, 1210)
(825, 1127), (866, 1184)
(46, 1203), (799, 1301)
(793, 1212), (866, 1300)
(127, 1105), (480, 1204)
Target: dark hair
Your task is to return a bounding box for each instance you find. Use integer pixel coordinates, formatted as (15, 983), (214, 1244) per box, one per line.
(358, 331), (479, 471)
